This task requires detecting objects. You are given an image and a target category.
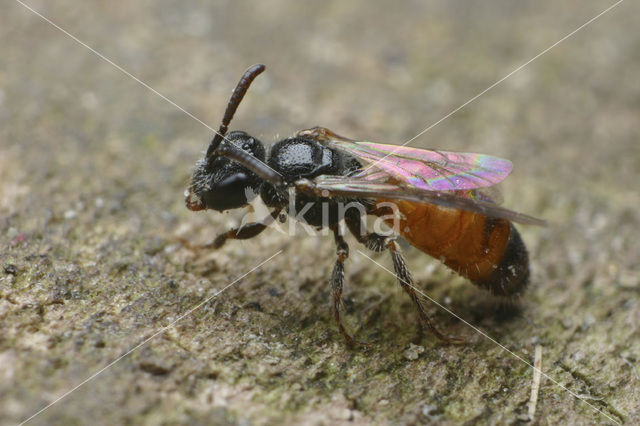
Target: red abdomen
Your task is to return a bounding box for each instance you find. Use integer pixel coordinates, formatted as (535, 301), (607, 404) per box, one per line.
(376, 200), (529, 297)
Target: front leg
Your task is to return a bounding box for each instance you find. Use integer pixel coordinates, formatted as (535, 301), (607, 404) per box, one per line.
(206, 208), (282, 249)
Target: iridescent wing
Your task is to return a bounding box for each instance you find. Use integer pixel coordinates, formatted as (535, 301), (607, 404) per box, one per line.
(294, 127), (544, 225)
(297, 176), (545, 226)
(352, 163), (505, 204)
(297, 127), (512, 191)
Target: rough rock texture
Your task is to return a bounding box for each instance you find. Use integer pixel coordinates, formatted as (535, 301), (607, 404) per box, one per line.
(1, 1), (639, 424)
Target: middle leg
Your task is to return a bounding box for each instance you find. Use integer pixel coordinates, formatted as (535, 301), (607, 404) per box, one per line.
(331, 224), (368, 346)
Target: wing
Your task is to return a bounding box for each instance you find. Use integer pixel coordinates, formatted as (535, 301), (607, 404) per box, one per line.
(295, 127), (543, 225)
(297, 127), (512, 191)
(352, 163), (505, 204)
(296, 176), (546, 226)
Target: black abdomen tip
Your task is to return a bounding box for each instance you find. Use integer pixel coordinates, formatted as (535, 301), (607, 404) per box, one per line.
(475, 224), (530, 297)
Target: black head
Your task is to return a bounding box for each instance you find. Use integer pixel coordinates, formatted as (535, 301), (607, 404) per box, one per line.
(186, 131), (266, 212)
(186, 64), (268, 212)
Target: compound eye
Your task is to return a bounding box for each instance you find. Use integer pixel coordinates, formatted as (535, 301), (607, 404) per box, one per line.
(201, 171), (258, 211)
(216, 172), (250, 192)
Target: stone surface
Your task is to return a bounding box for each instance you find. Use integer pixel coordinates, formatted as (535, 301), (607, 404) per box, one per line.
(1, 1), (639, 424)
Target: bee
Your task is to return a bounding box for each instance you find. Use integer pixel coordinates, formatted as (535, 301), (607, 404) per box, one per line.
(185, 64), (545, 345)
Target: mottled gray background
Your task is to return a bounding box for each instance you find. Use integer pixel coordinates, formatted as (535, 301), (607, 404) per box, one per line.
(1, 1), (638, 424)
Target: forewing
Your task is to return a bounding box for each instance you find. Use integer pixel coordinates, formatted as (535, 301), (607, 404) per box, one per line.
(352, 165), (505, 204)
(301, 175), (545, 226)
(320, 138), (512, 191)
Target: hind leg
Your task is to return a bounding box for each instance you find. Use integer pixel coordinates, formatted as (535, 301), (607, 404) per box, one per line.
(345, 214), (464, 344)
(385, 238), (465, 344)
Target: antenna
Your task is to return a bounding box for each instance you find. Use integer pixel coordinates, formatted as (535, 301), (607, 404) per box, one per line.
(206, 64), (266, 160)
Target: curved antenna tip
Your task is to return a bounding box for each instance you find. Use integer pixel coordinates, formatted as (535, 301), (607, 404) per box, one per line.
(206, 64), (267, 159)
(249, 63), (266, 73)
